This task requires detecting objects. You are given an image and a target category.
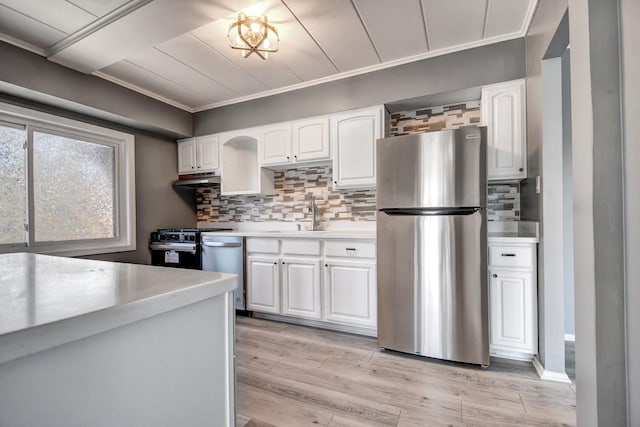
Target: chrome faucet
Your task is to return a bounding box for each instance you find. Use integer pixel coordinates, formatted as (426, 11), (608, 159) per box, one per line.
(309, 196), (320, 231)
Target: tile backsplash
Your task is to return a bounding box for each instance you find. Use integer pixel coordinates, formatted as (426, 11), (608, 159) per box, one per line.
(390, 101), (481, 136)
(487, 183), (520, 221)
(197, 166), (376, 223)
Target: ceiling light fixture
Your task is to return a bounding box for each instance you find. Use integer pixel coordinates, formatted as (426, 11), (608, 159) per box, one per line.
(227, 13), (279, 60)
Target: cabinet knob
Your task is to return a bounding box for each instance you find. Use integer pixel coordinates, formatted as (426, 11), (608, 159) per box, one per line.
(334, 181), (337, 185)
(273, 262), (277, 265)
(197, 166), (201, 168)
(282, 261), (285, 265)
(294, 155), (297, 159)
(324, 264), (328, 267)
(492, 274), (498, 278)
(286, 156), (290, 160)
(519, 168), (524, 172)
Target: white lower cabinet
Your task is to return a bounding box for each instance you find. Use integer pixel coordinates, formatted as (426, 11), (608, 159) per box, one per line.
(246, 237), (376, 334)
(323, 260), (376, 328)
(246, 255), (280, 314)
(281, 258), (321, 320)
(488, 242), (538, 360)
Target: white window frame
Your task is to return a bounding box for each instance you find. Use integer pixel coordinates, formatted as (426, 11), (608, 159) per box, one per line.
(0, 101), (136, 257)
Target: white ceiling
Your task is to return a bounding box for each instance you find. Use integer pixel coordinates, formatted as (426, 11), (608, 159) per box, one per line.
(0, 0), (537, 112)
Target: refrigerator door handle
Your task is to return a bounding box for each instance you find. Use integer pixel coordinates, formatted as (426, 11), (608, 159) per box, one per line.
(379, 207), (482, 216)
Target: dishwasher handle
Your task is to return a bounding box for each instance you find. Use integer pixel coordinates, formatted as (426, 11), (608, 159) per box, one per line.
(201, 241), (242, 248)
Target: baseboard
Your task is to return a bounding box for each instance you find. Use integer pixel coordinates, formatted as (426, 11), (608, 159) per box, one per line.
(252, 312), (377, 337)
(532, 356), (572, 383)
(564, 333), (575, 342)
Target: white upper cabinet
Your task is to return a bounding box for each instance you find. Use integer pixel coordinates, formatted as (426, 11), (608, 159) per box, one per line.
(178, 136), (220, 174)
(177, 138), (196, 174)
(260, 117), (330, 168)
(481, 79), (527, 181)
(292, 116), (330, 162)
(195, 134), (220, 172)
(260, 123), (292, 166)
(331, 106), (383, 189)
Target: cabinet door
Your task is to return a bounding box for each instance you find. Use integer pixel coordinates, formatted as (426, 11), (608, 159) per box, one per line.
(481, 79), (527, 180)
(246, 255), (280, 314)
(324, 260), (376, 327)
(260, 124), (292, 166)
(489, 269), (536, 353)
(281, 257), (321, 320)
(292, 117), (330, 162)
(331, 106), (383, 189)
(177, 139), (196, 174)
(196, 135), (220, 172)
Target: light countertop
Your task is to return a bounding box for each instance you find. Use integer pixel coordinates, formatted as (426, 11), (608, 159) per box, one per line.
(201, 230), (376, 239)
(488, 231), (539, 244)
(0, 253), (236, 364)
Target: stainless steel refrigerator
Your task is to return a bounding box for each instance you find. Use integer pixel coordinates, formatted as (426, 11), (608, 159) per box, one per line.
(376, 127), (489, 366)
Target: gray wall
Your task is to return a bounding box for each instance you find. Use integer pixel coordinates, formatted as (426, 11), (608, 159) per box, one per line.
(523, 0), (569, 381)
(521, 1), (568, 222)
(194, 39), (525, 135)
(0, 41), (192, 139)
(621, 0), (639, 424)
(568, 0), (627, 425)
(0, 95), (196, 266)
(561, 48), (575, 337)
(539, 56), (566, 374)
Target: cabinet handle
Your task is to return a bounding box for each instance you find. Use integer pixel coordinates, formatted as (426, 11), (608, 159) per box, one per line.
(492, 274), (498, 278)
(345, 248), (356, 251)
(501, 253), (516, 257)
(519, 168), (524, 172)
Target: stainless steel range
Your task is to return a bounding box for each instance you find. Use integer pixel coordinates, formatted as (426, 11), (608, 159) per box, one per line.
(149, 228), (232, 269)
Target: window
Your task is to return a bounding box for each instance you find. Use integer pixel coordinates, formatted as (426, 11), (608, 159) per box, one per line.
(0, 102), (135, 256)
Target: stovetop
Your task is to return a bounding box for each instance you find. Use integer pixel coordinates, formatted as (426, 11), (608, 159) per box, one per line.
(150, 228), (233, 243)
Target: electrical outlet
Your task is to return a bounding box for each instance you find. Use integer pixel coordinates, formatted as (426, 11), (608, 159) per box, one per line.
(251, 207), (259, 214)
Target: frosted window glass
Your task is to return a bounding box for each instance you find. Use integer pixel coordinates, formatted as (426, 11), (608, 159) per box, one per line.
(0, 124), (26, 244)
(33, 131), (115, 242)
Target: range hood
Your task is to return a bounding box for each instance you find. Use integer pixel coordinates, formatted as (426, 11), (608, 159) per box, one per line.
(172, 174), (221, 188)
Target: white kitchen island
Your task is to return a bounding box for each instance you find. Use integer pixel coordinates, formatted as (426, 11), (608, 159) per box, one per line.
(0, 253), (237, 427)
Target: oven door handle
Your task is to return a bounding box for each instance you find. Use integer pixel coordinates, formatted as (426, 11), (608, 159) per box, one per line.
(201, 241), (242, 248)
(149, 242), (197, 253)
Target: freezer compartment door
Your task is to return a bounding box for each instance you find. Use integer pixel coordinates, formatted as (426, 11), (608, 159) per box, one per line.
(377, 210), (489, 366)
(376, 128), (486, 209)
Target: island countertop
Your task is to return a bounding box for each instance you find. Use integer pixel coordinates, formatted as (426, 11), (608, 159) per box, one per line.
(0, 253), (237, 364)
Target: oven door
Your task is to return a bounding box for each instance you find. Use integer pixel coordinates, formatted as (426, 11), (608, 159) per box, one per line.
(149, 242), (201, 269)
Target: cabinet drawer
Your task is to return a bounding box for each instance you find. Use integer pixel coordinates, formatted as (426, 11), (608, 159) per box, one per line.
(489, 245), (533, 269)
(247, 238), (279, 253)
(282, 239), (321, 256)
(325, 240), (375, 258)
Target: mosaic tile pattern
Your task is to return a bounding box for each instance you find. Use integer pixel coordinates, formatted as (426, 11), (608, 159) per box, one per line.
(487, 183), (520, 221)
(196, 166), (376, 223)
(390, 101), (481, 136)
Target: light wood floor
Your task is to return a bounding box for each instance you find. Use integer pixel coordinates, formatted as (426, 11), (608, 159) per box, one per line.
(235, 316), (576, 426)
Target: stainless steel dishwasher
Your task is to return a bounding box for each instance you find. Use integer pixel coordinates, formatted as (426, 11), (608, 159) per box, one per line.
(201, 235), (246, 311)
